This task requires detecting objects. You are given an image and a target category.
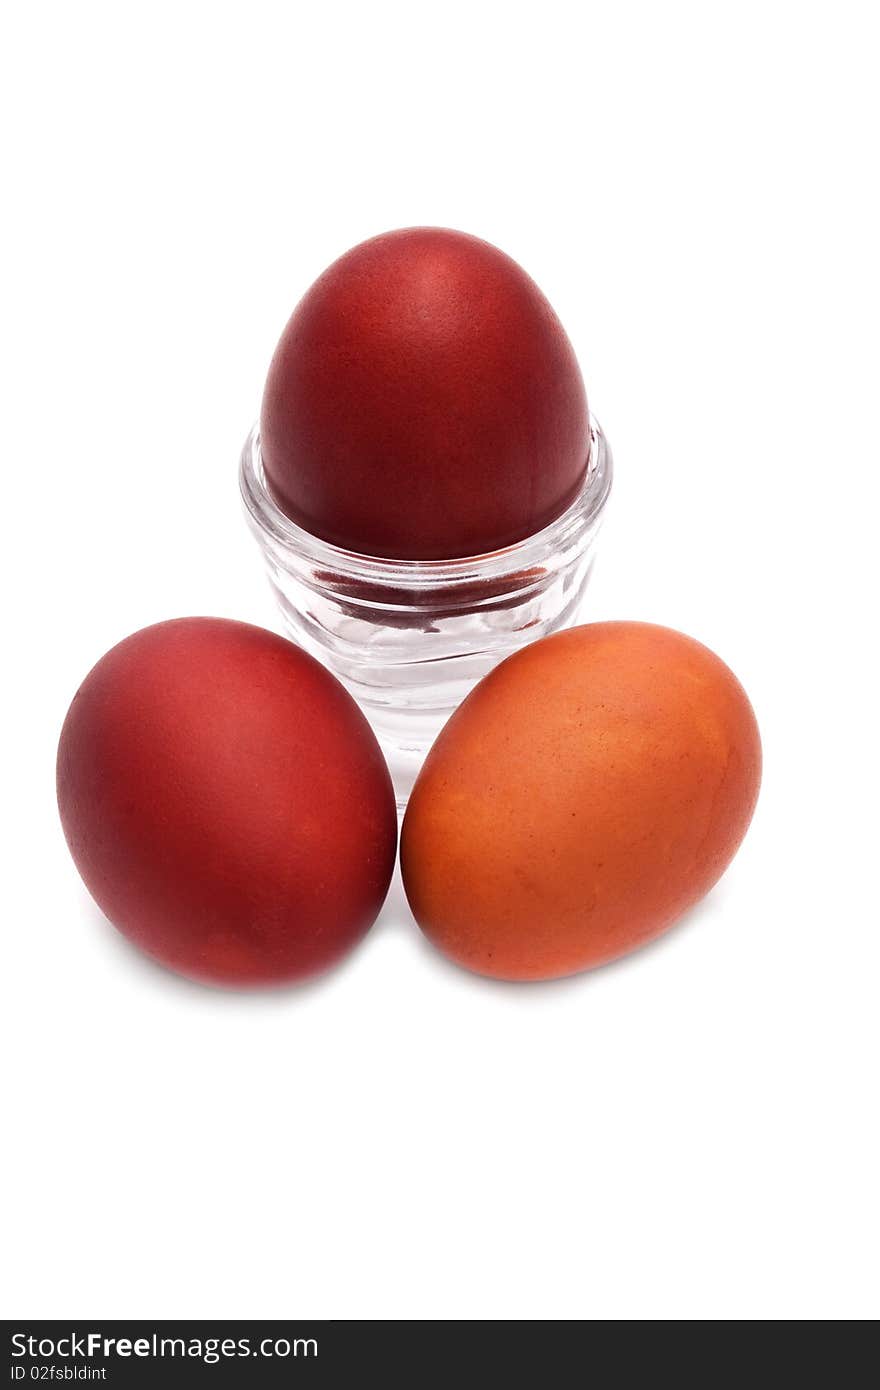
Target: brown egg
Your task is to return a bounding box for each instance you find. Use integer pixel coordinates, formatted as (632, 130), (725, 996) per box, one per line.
(401, 622), (761, 980)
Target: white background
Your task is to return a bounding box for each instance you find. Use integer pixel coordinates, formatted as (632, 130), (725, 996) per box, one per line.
(2, 1), (877, 1321)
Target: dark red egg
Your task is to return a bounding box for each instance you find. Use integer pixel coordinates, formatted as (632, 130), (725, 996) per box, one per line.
(260, 227), (590, 560)
(57, 618), (397, 986)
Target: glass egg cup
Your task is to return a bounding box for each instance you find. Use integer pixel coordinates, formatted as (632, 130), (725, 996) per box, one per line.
(240, 417), (612, 807)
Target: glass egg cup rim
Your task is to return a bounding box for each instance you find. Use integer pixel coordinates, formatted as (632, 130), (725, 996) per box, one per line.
(240, 415), (612, 590)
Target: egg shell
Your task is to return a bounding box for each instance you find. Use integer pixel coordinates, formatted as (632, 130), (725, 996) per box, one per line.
(260, 227), (589, 560)
(57, 618), (397, 986)
(401, 622), (761, 980)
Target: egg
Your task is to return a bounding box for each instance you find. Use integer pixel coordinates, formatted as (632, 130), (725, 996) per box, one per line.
(401, 622), (761, 980)
(57, 618), (397, 986)
(260, 227), (589, 560)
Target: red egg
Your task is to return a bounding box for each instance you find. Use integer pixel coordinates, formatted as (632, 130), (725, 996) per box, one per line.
(57, 618), (397, 986)
(260, 227), (590, 559)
